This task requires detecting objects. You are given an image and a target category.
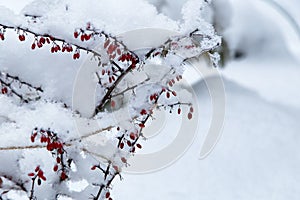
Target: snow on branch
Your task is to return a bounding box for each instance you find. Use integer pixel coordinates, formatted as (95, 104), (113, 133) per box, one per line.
(0, 3), (220, 198)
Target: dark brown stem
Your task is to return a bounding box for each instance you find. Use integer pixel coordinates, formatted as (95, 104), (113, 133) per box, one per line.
(29, 177), (36, 200)
(111, 77), (150, 98)
(94, 63), (137, 115)
(5, 73), (43, 92)
(0, 72), (42, 103)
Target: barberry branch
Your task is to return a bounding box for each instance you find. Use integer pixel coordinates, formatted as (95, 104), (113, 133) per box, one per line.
(0, 71), (43, 103)
(0, 175), (27, 193)
(0, 23), (102, 58)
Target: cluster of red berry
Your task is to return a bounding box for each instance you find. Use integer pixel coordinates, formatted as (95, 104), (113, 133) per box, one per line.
(105, 191), (113, 200)
(50, 44), (61, 53)
(188, 106), (194, 120)
(28, 166), (47, 185)
(118, 53), (137, 69)
(74, 31), (92, 41)
(119, 131), (142, 152)
(61, 43), (73, 52)
(72, 49), (80, 60)
(31, 36), (52, 50)
(30, 128), (68, 181)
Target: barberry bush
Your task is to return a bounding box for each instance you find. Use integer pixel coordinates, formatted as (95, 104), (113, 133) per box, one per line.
(0, 0), (220, 199)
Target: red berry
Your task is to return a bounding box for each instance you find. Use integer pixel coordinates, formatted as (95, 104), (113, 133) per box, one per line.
(121, 157), (127, 163)
(31, 43), (36, 50)
(113, 165), (119, 171)
(58, 148), (63, 154)
(37, 170), (43, 177)
(85, 34), (91, 40)
(190, 107), (194, 113)
(107, 44), (117, 54)
(28, 173), (35, 177)
(111, 100), (116, 108)
(19, 35), (25, 41)
(91, 165), (97, 170)
(60, 171), (67, 180)
(136, 144), (142, 149)
(53, 165), (58, 172)
(140, 109), (147, 115)
(116, 48), (121, 55)
(177, 108), (181, 115)
(46, 143), (54, 151)
(86, 22), (91, 29)
(56, 157), (61, 163)
(129, 132), (136, 140)
(172, 91), (177, 96)
(119, 142), (124, 149)
(188, 113), (193, 120)
(56, 142), (63, 149)
(80, 34), (85, 41)
(139, 123), (145, 128)
(1, 87), (8, 94)
(104, 39), (110, 49)
(40, 175), (46, 181)
(35, 166), (40, 172)
(73, 53), (80, 59)
(39, 37), (45, 44)
(110, 53), (116, 60)
(30, 135), (35, 143)
(131, 146), (136, 153)
(106, 192), (110, 198)
(119, 54), (126, 62)
(166, 92), (170, 98)
(149, 95), (153, 101)
(74, 31), (79, 38)
(154, 52), (160, 57)
(127, 141), (132, 147)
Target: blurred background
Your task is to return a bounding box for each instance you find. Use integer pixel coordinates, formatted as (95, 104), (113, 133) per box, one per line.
(114, 1), (300, 199)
